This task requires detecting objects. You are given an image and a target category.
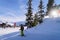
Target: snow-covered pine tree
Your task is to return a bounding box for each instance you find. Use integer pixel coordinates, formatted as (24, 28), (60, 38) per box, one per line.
(38, 0), (44, 23)
(46, 0), (54, 15)
(25, 0), (33, 28)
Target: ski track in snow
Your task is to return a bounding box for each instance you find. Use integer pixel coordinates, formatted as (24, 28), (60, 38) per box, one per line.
(1, 33), (19, 40)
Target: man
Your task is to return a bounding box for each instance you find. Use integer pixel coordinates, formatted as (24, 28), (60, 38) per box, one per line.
(20, 24), (24, 36)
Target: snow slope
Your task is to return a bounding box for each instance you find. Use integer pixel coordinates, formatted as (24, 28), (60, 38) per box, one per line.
(0, 18), (60, 40)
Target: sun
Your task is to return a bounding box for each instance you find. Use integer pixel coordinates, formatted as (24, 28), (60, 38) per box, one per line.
(49, 8), (60, 18)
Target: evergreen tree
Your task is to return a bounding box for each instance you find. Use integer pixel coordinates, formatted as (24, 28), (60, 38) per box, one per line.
(25, 0), (33, 28)
(46, 0), (54, 15)
(38, 0), (44, 23)
(33, 14), (38, 26)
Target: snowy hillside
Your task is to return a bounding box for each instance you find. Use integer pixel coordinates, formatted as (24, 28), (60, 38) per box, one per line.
(0, 18), (60, 40)
(27, 18), (60, 33)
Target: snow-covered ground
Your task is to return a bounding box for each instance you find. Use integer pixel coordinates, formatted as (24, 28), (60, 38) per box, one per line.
(0, 17), (60, 40)
(0, 27), (27, 36)
(0, 27), (20, 36)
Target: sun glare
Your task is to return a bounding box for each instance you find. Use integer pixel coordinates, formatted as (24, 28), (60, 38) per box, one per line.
(49, 9), (60, 18)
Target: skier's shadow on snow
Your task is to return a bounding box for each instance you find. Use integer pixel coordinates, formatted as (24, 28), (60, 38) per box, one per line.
(18, 35), (26, 37)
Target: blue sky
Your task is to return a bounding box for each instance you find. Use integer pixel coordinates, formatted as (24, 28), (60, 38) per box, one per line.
(0, 0), (60, 22)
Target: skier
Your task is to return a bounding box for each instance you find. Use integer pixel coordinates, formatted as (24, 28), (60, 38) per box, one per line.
(20, 24), (24, 36)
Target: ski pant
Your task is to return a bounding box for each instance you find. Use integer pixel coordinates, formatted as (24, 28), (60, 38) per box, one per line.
(21, 30), (24, 36)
